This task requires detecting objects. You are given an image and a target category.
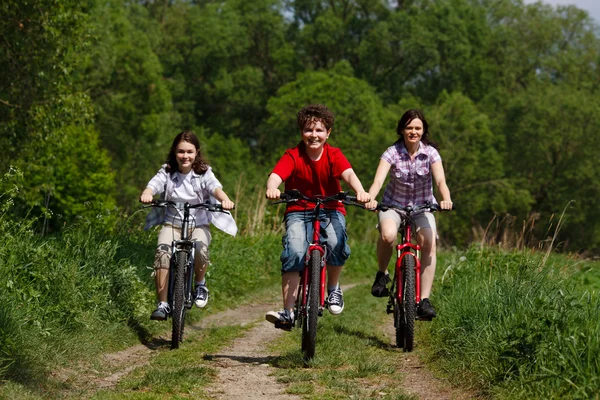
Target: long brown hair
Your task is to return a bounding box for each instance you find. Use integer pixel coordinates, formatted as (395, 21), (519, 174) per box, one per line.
(165, 131), (209, 174)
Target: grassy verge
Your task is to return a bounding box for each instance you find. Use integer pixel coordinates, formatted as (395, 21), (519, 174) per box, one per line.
(420, 247), (600, 399)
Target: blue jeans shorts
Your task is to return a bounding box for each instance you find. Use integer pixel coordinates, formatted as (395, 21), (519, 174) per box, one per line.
(280, 210), (350, 273)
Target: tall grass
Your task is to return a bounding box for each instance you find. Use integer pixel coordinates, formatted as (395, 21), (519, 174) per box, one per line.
(424, 247), (600, 399)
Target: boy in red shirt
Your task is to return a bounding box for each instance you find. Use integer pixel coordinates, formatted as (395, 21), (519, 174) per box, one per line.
(265, 104), (370, 329)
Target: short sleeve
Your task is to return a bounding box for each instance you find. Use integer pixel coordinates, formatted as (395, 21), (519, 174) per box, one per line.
(429, 147), (442, 164)
(272, 151), (295, 181)
(202, 167), (223, 195)
(381, 146), (396, 165)
(329, 148), (352, 179)
(146, 165), (168, 195)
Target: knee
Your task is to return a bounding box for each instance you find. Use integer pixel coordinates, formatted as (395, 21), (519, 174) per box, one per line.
(153, 245), (171, 271)
(419, 235), (436, 253)
(380, 229), (397, 245)
(195, 242), (209, 265)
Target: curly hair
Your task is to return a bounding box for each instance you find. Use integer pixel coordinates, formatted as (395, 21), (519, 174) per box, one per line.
(165, 131), (209, 174)
(395, 109), (438, 149)
(296, 104), (335, 131)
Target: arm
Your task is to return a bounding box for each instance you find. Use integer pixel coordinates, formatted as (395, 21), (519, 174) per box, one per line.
(340, 168), (370, 203)
(213, 187), (235, 210)
(365, 159), (391, 209)
(431, 161), (453, 210)
(265, 173), (284, 199)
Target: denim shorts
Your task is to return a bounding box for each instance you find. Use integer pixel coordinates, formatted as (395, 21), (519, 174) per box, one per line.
(280, 210), (350, 273)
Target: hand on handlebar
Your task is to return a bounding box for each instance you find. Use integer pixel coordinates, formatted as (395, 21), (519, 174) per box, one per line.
(140, 193), (153, 204)
(355, 191), (371, 204)
(265, 188), (281, 200)
(364, 199), (378, 210)
(220, 199), (235, 210)
(439, 200), (453, 210)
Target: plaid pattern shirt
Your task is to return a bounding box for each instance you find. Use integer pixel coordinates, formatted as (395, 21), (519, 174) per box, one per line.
(381, 142), (441, 207)
(143, 165), (237, 236)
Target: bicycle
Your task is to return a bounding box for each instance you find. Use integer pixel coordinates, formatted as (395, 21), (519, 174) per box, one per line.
(145, 200), (231, 349)
(272, 190), (365, 360)
(375, 201), (452, 352)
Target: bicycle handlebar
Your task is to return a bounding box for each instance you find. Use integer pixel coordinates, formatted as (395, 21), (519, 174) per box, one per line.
(375, 201), (454, 214)
(145, 199), (232, 213)
(272, 190), (364, 208)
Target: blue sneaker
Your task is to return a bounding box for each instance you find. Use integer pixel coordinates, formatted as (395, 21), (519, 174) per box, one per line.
(326, 288), (344, 315)
(194, 285), (209, 308)
(150, 302), (170, 321)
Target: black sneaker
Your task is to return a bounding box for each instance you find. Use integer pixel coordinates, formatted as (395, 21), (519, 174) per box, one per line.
(418, 298), (437, 319)
(265, 309), (294, 331)
(326, 288), (344, 315)
(371, 271), (391, 297)
(194, 285), (209, 308)
(150, 302), (171, 321)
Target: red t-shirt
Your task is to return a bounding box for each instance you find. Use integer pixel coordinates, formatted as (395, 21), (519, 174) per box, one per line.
(272, 142), (352, 214)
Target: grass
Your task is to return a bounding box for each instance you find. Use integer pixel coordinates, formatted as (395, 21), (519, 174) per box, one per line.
(269, 284), (417, 400)
(420, 247), (600, 399)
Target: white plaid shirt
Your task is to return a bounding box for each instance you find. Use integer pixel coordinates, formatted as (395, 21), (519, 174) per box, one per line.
(144, 165), (237, 236)
(381, 142), (441, 207)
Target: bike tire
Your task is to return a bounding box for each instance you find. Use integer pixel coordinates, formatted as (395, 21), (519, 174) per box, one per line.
(302, 249), (321, 360)
(400, 254), (416, 352)
(171, 251), (187, 349)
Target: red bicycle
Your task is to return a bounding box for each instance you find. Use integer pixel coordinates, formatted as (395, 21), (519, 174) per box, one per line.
(273, 190), (363, 360)
(375, 201), (452, 352)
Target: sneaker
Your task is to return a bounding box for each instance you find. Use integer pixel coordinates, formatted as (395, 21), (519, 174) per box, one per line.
(371, 271), (391, 297)
(150, 302), (171, 321)
(326, 288), (344, 315)
(265, 309), (294, 331)
(194, 285), (209, 308)
(418, 298), (437, 319)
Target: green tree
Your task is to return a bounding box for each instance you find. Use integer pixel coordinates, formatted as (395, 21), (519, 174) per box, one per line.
(0, 0), (115, 228)
(261, 61), (396, 180)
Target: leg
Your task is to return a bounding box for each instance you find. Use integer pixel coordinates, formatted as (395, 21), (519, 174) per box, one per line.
(415, 212), (437, 319)
(191, 226), (211, 308)
(417, 227), (436, 299)
(377, 217), (399, 274)
(372, 211), (400, 297)
(154, 245), (171, 303)
(322, 211), (349, 314)
(266, 212), (307, 328)
(282, 271), (300, 311)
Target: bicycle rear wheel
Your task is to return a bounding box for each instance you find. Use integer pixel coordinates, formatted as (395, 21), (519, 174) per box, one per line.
(398, 254), (416, 352)
(171, 251), (187, 349)
(302, 249), (321, 360)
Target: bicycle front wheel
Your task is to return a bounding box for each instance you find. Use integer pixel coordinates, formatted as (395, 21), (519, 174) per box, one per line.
(398, 254), (416, 352)
(171, 251), (187, 349)
(302, 249), (321, 360)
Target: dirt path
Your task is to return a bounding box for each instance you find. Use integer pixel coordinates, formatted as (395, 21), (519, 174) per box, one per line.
(380, 322), (477, 400)
(54, 287), (474, 399)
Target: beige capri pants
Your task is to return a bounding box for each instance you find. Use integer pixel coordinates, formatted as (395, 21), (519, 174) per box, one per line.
(378, 209), (438, 237)
(154, 224), (211, 271)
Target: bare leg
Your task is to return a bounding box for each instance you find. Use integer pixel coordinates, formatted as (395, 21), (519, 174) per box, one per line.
(282, 271), (300, 311)
(326, 265), (343, 287)
(377, 218), (398, 273)
(194, 261), (207, 283)
(156, 268), (169, 303)
(417, 228), (436, 299)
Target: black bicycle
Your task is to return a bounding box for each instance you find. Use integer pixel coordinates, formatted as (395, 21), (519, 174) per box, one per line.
(146, 200), (231, 349)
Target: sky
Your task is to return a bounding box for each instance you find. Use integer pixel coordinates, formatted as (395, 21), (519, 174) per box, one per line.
(523, 0), (600, 23)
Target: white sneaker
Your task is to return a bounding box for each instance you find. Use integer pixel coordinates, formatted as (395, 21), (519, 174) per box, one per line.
(194, 285), (209, 308)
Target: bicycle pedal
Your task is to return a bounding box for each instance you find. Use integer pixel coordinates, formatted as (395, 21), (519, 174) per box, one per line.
(386, 305), (393, 314)
(274, 321), (293, 331)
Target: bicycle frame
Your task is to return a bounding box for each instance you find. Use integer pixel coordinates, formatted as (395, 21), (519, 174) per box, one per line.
(167, 202), (196, 310)
(300, 206), (328, 313)
(395, 222), (422, 306)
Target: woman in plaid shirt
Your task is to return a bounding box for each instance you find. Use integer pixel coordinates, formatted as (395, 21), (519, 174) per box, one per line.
(365, 109), (452, 319)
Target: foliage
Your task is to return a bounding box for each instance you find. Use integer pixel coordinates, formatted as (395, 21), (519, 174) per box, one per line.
(424, 247), (600, 398)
